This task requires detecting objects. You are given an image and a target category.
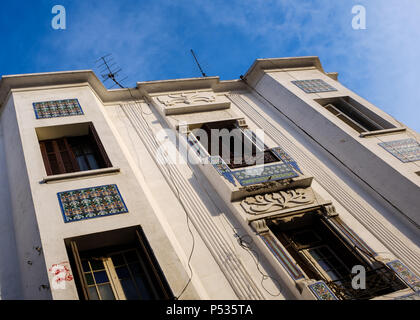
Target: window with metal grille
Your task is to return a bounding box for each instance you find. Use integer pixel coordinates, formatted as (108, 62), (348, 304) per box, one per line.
(39, 123), (112, 175)
(268, 212), (406, 299)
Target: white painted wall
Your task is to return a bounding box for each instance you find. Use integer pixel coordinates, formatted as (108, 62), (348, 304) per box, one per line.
(0, 62), (418, 300)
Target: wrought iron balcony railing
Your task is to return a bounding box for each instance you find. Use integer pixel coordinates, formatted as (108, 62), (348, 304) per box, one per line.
(326, 266), (407, 300)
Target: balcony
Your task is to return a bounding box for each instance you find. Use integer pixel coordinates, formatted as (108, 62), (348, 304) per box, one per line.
(326, 266), (407, 300)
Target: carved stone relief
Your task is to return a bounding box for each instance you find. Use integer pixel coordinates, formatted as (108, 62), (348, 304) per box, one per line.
(157, 92), (216, 106)
(241, 188), (315, 215)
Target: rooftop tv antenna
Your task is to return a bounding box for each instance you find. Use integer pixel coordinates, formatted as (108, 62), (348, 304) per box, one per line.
(96, 54), (128, 89)
(190, 49), (207, 77)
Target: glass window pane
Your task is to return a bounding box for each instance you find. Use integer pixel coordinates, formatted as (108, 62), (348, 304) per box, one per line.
(85, 273), (94, 285)
(125, 250), (139, 263)
(134, 275), (153, 300)
(120, 278), (139, 300)
(327, 270), (342, 281)
(88, 286), (99, 300)
(86, 154), (99, 170)
(129, 262), (142, 275)
(83, 144), (94, 154)
(90, 259), (105, 271)
(76, 156), (89, 171)
(111, 254), (125, 267)
(317, 259), (332, 271)
(82, 260), (90, 272)
(115, 266), (130, 279)
(98, 284), (116, 300)
(94, 271), (109, 284)
(308, 248), (321, 260)
(72, 145), (83, 156)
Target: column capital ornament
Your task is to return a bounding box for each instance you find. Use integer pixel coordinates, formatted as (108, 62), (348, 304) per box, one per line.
(322, 203), (338, 218)
(250, 219), (269, 234)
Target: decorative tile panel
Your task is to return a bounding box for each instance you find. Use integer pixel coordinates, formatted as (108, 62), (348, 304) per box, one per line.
(395, 291), (420, 300)
(386, 260), (420, 291)
(291, 79), (337, 94)
(261, 233), (304, 280)
(308, 281), (338, 300)
(271, 147), (302, 174)
(378, 138), (420, 163)
(57, 184), (128, 223)
(209, 156), (237, 186)
(232, 163), (298, 186)
(33, 99), (84, 119)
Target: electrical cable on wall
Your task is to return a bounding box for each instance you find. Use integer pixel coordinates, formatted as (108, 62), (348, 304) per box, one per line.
(97, 55), (196, 299)
(123, 87), (196, 300)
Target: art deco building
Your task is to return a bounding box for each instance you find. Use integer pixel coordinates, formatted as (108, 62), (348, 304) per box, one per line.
(0, 56), (419, 300)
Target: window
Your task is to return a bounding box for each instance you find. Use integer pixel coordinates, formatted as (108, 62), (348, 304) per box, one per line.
(66, 226), (173, 300)
(268, 212), (406, 299)
(39, 123), (111, 175)
(193, 120), (278, 169)
(316, 97), (396, 133)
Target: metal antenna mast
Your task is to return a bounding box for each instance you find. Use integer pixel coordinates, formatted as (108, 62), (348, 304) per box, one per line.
(96, 54), (128, 89)
(190, 49), (207, 77)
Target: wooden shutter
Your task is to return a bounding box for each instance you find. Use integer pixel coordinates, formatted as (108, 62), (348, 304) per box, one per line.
(57, 138), (80, 173)
(39, 138), (79, 175)
(70, 241), (90, 300)
(135, 228), (172, 299)
(88, 123), (112, 168)
(39, 141), (53, 175)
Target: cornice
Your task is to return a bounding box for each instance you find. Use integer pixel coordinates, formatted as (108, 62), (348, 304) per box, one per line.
(242, 56), (327, 86)
(0, 56), (332, 108)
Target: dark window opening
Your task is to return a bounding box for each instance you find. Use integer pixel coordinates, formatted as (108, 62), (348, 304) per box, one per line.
(66, 226), (173, 300)
(317, 97), (396, 133)
(268, 212), (406, 299)
(39, 123), (111, 175)
(198, 120), (278, 169)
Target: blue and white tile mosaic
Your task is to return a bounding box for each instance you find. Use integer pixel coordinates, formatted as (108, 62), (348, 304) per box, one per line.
(387, 260), (420, 291)
(291, 79), (337, 94)
(209, 156), (237, 186)
(232, 162), (298, 186)
(270, 147), (302, 174)
(57, 184), (128, 223)
(308, 281), (338, 300)
(378, 138), (420, 163)
(33, 99), (84, 119)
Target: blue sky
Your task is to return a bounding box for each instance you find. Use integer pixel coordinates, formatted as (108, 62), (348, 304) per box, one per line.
(1, 0), (419, 132)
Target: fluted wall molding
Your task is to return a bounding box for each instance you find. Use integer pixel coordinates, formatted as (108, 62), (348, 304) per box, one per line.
(121, 102), (264, 300)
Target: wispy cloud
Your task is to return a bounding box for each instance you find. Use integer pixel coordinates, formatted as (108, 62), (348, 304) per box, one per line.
(1, 0), (418, 131)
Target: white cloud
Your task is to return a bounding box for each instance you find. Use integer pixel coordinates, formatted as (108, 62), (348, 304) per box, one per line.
(33, 0), (419, 131)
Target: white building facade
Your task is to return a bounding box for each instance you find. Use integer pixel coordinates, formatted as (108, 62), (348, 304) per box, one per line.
(0, 56), (419, 300)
